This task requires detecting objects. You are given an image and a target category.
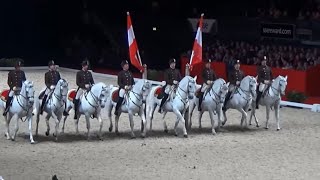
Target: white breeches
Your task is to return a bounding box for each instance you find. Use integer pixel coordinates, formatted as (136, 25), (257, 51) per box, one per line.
(201, 83), (209, 92)
(228, 84), (236, 92)
(259, 83), (267, 92)
(75, 88), (84, 99)
(8, 90), (14, 97)
(119, 89), (126, 98)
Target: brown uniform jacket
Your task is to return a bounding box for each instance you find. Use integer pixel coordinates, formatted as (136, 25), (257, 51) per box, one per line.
(45, 70), (61, 88)
(76, 70), (94, 89)
(164, 68), (181, 85)
(228, 69), (245, 85)
(257, 65), (272, 83)
(7, 70), (26, 89)
(202, 68), (217, 84)
(117, 70), (135, 89)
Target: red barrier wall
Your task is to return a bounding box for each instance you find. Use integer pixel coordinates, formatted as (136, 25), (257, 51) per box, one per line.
(181, 57), (320, 102)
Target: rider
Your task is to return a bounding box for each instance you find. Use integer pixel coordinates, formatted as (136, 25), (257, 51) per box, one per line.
(74, 60), (95, 119)
(198, 59), (217, 111)
(222, 59), (245, 111)
(40, 60), (61, 115)
(3, 61), (26, 116)
(256, 56), (273, 109)
(158, 58), (181, 113)
(114, 60), (135, 116)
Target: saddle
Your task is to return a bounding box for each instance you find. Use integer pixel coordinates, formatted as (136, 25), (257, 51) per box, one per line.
(0, 89), (9, 102)
(261, 85), (271, 97)
(111, 89), (127, 105)
(68, 89), (77, 102)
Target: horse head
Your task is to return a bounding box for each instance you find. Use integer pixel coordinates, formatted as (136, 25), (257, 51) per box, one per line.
(142, 80), (152, 103)
(184, 76), (196, 99)
(211, 79), (229, 103)
(56, 79), (69, 103)
(90, 82), (109, 109)
(22, 80), (35, 106)
(274, 75), (288, 96)
(240, 76), (257, 98)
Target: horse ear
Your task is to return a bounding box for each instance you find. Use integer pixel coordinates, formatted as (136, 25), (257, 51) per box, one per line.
(255, 75), (258, 80)
(285, 75), (288, 81)
(193, 76), (197, 82)
(226, 82), (230, 87)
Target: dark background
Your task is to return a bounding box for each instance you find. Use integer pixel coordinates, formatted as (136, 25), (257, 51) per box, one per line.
(0, 0), (307, 70)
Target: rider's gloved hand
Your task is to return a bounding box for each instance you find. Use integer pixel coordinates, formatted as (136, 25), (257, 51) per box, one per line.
(13, 86), (17, 91)
(173, 80), (178, 85)
(264, 80), (270, 84)
(50, 85), (55, 90)
(236, 81), (240, 85)
(85, 84), (90, 89)
(207, 80), (213, 85)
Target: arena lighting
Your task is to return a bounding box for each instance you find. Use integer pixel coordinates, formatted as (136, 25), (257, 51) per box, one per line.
(153, 27), (157, 31)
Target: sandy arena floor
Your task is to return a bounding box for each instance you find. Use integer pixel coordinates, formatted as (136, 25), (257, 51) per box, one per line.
(0, 69), (319, 180)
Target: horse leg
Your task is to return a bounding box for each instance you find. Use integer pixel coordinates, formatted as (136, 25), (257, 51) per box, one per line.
(222, 110), (227, 126)
(275, 104), (281, 131)
(129, 113), (136, 139)
(61, 115), (67, 134)
(74, 116), (79, 134)
(188, 102), (196, 130)
(249, 102), (259, 127)
(115, 114), (120, 135)
(98, 113), (104, 140)
(149, 104), (157, 131)
(5, 114), (12, 140)
(140, 108), (147, 138)
(12, 114), (19, 141)
(237, 108), (248, 129)
(198, 111), (204, 129)
(208, 110), (216, 135)
(35, 111), (40, 136)
(45, 114), (50, 136)
(28, 115), (35, 144)
(265, 106), (271, 129)
(216, 106), (223, 132)
(85, 114), (91, 140)
(52, 113), (60, 141)
(163, 110), (168, 133)
(107, 104), (113, 132)
(183, 108), (189, 132)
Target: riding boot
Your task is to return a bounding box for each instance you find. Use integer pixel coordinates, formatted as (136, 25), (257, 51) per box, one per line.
(222, 91), (232, 111)
(256, 91), (262, 109)
(40, 95), (48, 115)
(73, 99), (79, 119)
(3, 96), (13, 116)
(158, 93), (169, 113)
(198, 92), (204, 111)
(114, 97), (124, 116)
(63, 102), (69, 116)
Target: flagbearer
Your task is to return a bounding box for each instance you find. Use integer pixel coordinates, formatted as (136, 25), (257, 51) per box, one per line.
(198, 59), (217, 111)
(159, 58), (181, 113)
(115, 60), (135, 116)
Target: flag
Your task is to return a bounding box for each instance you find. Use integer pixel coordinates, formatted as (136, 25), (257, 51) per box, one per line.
(189, 13), (204, 71)
(127, 12), (144, 72)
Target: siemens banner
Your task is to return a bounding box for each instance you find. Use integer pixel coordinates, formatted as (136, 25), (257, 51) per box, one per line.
(260, 23), (295, 39)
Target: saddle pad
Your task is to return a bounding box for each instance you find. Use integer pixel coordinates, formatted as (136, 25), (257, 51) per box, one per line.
(68, 89), (77, 101)
(195, 88), (201, 98)
(112, 90), (119, 102)
(154, 87), (162, 97)
(0, 89), (9, 102)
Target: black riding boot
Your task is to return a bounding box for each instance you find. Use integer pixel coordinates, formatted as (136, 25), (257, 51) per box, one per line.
(40, 95), (48, 115)
(222, 91), (232, 111)
(158, 93), (169, 113)
(73, 99), (79, 119)
(3, 96), (13, 116)
(63, 102), (69, 116)
(114, 97), (124, 116)
(256, 91), (262, 109)
(198, 92), (204, 111)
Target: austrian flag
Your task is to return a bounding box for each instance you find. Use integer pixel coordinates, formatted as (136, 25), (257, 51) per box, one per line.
(189, 13), (204, 71)
(127, 12), (144, 72)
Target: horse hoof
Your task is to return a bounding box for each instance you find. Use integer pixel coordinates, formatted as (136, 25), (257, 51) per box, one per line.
(11, 138), (15, 141)
(249, 123), (252, 126)
(115, 131), (120, 136)
(256, 125), (260, 128)
(174, 134), (178, 137)
(131, 136), (136, 139)
(222, 122), (226, 126)
(265, 127), (269, 130)
(53, 133), (56, 137)
(199, 126), (202, 129)
(45, 131), (49, 136)
(108, 127), (113, 132)
(277, 128), (280, 131)
(183, 134), (188, 138)
(30, 141), (37, 144)
(164, 129), (168, 133)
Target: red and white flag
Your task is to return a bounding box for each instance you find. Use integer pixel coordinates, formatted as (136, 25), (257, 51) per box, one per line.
(189, 13), (204, 71)
(127, 12), (144, 72)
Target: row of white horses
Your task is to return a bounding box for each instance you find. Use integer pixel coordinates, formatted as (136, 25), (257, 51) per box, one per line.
(0, 74), (288, 143)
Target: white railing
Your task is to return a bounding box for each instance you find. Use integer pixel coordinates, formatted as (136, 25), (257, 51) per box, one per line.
(1, 66), (319, 112)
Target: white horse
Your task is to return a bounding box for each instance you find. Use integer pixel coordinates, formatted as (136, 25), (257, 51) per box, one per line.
(35, 79), (68, 141)
(146, 76), (197, 137)
(249, 75), (288, 130)
(106, 79), (152, 138)
(62, 82), (110, 140)
(189, 78), (229, 134)
(222, 76), (258, 128)
(0, 80), (35, 143)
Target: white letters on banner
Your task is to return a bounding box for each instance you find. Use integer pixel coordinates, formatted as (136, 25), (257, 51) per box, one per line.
(187, 18), (217, 33)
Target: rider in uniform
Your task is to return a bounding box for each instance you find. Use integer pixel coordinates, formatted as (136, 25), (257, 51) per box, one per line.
(222, 60), (245, 111)
(256, 56), (273, 109)
(114, 60), (135, 116)
(40, 60), (61, 115)
(74, 60), (95, 119)
(158, 58), (181, 113)
(3, 61), (26, 116)
(198, 59), (217, 111)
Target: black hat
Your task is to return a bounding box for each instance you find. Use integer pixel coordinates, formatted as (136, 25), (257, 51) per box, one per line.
(205, 59), (212, 63)
(169, 58), (176, 64)
(48, 60), (55, 66)
(121, 60), (129, 67)
(15, 61), (22, 67)
(81, 60), (89, 66)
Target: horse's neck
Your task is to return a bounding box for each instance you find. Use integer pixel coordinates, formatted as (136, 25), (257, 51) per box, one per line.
(269, 79), (280, 97)
(17, 85), (27, 104)
(176, 85), (187, 99)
